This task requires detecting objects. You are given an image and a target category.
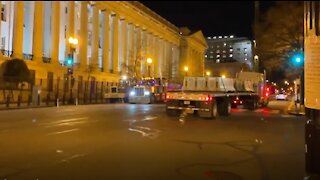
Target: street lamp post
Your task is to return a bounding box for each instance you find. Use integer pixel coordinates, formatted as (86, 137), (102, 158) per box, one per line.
(147, 58), (152, 78)
(68, 37), (78, 104)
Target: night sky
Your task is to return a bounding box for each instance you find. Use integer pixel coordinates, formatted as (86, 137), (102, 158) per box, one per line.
(140, 1), (274, 40)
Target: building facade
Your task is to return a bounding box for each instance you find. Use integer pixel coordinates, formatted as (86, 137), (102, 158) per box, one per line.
(0, 1), (206, 86)
(205, 35), (254, 70)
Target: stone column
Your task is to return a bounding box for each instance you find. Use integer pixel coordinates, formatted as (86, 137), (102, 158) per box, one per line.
(102, 10), (110, 73)
(112, 14), (119, 74)
(66, 1), (75, 56)
(0, 2), (2, 58)
(128, 23), (135, 75)
(12, 1), (24, 59)
(79, 1), (88, 68)
(50, 1), (60, 65)
(121, 19), (127, 74)
(91, 5), (99, 68)
(154, 37), (159, 78)
(32, 1), (43, 63)
(135, 26), (141, 78)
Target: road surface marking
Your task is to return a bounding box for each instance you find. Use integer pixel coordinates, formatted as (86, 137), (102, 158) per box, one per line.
(47, 128), (79, 136)
(43, 117), (88, 127)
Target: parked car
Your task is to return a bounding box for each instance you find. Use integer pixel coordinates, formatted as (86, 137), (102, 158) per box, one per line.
(276, 93), (288, 100)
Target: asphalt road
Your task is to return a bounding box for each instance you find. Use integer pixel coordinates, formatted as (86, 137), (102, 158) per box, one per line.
(0, 100), (306, 180)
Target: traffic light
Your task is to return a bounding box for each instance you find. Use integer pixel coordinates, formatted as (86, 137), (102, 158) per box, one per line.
(66, 56), (74, 67)
(291, 52), (304, 66)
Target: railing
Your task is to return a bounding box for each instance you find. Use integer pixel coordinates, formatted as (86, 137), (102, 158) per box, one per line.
(42, 57), (51, 64)
(1, 49), (13, 57)
(23, 53), (33, 60)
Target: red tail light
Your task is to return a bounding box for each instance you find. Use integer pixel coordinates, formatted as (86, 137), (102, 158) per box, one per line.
(233, 100), (237, 104)
(205, 96), (213, 102)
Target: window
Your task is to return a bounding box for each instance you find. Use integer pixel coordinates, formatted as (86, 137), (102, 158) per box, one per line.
(245, 58), (248, 61)
(1, 4), (6, 21)
(205, 55), (208, 58)
(237, 48), (240, 51)
(210, 51), (213, 54)
(222, 50), (226, 53)
(210, 56), (213, 58)
(244, 53), (247, 56)
(207, 37), (211, 39)
(216, 50), (220, 53)
(229, 48), (233, 52)
(217, 45), (220, 48)
(229, 54), (233, 57)
(1, 37), (5, 49)
(216, 54), (220, 57)
(244, 48), (247, 52)
(216, 59), (220, 63)
(222, 55), (226, 58)
(65, 7), (68, 14)
(223, 42), (227, 47)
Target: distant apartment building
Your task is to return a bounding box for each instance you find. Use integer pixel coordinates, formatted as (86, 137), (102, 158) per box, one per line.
(205, 35), (254, 70)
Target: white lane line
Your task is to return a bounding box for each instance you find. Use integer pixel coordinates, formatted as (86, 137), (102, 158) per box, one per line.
(281, 115), (296, 118)
(42, 117), (88, 127)
(47, 128), (79, 136)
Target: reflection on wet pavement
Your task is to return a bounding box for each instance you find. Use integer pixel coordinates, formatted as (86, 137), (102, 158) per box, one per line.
(127, 115), (161, 139)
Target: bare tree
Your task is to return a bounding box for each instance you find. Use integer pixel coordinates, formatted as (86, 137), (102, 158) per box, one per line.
(254, 1), (303, 72)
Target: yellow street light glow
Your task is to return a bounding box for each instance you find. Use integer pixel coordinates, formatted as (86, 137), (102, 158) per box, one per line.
(147, 58), (152, 64)
(221, 75), (226, 78)
(184, 66), (189, 72)
(68, 37), (78, 45)
(206, 71), (211, 76)
(122, 75), (127, 80)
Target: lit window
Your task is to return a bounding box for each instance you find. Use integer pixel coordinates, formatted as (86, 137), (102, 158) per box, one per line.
(230, 35), (234, 38)
(210, 51), (213, 54)
(216, 59), (220, 63)
(216, 54), (220, 57)
(207, 37), (211, 39)
(216, 50), (220, 53)
(224, 36), (228, 38)
(213, 36), (216, 39)
(229, 45), (232, 48)
(244, 53), (247, 56)
(222, 50), (226, 53)
(223, 42), (227, 47)
(222, 55), (226, 58)
(218, 36), (222, 38)
(229, 54), (233, 57)
(217, 45), (220, 48)
(210, 56), (213, 58)
(205, 55), (208, 58)
(244, 48), (247, 52)
(229, 48), (233, 52)
(245, 58), (248, 61)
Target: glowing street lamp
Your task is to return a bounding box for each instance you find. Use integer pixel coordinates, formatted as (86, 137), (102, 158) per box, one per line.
(147, 58), (152, 78)
(67, 36), (78, 104)
(221, 75), (226, 78)
(184, 66), (189, 76)
(206, 71), (211, 76)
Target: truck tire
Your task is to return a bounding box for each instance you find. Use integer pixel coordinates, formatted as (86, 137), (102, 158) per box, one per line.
(211, 100), (218, 119)
(218, 98), (231, 116)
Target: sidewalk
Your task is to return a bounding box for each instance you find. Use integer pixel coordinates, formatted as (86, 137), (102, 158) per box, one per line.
(287, 97), (305, 116)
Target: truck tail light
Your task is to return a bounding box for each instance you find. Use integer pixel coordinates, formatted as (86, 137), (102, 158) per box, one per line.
(205, 95), (213, 102)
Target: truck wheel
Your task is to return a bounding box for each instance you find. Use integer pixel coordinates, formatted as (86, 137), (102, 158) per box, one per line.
(211, 101), (218, 119)
(166, 108), (181, 116)
(218, 98), (231, 116)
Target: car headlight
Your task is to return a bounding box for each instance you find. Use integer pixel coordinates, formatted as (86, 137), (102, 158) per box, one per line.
(144, 91), (150, 96)
(129, 91), (135, 96)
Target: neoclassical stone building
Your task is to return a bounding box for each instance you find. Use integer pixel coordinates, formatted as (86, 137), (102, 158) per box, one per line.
(0, 1), (207, 85)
